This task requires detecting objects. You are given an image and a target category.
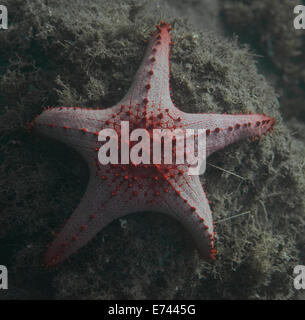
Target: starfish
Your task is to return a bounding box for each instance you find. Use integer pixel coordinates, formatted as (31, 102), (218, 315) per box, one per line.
(32, 22), (275, 267)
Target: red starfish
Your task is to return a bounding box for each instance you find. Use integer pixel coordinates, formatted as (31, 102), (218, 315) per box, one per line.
(33, 22), (275, 267)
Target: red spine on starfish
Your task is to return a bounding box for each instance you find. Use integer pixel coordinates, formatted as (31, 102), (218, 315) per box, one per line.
(32, 21), (275, 267)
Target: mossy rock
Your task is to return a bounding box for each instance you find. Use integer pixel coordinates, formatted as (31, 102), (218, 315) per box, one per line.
(0, 0), (304, 299)
(222, 0), (305, 124)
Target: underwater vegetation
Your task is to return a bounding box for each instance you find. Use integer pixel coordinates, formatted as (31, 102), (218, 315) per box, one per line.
(0, 0), (304, 299)
(223, 0), (305, 128)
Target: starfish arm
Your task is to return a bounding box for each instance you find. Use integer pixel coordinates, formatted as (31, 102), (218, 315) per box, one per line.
(44, 172), (152, 266)
(153, 169), (215, 259)
(182, 112), (276, 156)
(33, 106), (120, 163)
(121, 22), (172, 109)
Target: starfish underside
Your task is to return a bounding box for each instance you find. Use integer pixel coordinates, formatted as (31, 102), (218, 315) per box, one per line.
(33, 22), (275, 266)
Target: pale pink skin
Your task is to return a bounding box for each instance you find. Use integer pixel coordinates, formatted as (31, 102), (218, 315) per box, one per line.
(33, 22), (275, 267)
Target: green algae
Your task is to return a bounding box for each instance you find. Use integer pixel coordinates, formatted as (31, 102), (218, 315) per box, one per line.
(0, 0), (304, 299)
